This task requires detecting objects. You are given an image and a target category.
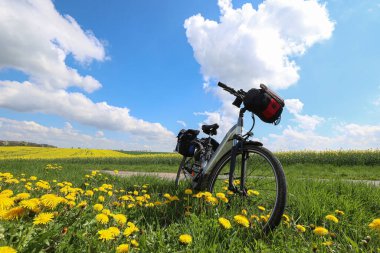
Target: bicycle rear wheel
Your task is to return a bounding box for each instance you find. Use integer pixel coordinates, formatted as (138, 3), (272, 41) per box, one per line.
(175, 156), (194, 188)
(207, 144), (286, 233)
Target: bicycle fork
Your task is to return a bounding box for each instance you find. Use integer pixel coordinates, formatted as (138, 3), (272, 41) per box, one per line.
(228, 140), (248, 196)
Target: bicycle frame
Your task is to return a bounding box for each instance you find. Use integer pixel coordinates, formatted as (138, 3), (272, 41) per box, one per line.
(202, 111), (244, 177)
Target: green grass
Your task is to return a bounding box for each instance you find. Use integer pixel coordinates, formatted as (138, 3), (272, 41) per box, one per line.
(0, 163), (379, 252)
(2, 159), (380, 181)
(0, 156), (380, 252)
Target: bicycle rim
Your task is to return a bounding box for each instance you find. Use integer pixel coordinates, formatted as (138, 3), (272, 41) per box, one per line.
(207, 145), (286, 231)
(175, 157), (195, 188)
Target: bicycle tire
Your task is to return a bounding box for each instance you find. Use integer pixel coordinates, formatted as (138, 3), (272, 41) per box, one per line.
(175, 156), (187, 188)
(207, 144), (287, 233)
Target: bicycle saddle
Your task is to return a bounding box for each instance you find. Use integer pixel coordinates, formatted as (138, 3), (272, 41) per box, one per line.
(202, 123), (219, 136)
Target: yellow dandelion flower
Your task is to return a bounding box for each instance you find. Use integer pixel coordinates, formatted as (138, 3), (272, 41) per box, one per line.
(116, 244), (129, 253)
(131, 239), (139, 247)
(98, 229), (115, 241)
(322, 241), (333, 246)
(93, 204), (103, 212)
(218, 217), (232, 229)
(258, 206), (265, 212)
(102, 209), (111, 215)
(123, 227), (134, 237)
(0, 246), (17, 253)
(113, 214), (127, 225)
(123, 222), (139, 237)
(169, 196), (179, 201)
(133, 191), (139, 196)
(76, 201), (87, 208)
(108, 191), (113, 197)
(0, 189), (13, 197)
(0, 196), (14, 210)
(220, 197), (229, 203)
(96, 214), (109, 224)
(15, 193), (30, 200)
(193, 193), (202, 198)
(296, 224), (306, 233)
(335, 209), (344, 215)
(145, 203), (154, 207)
(65, 194), (76, 201)
(1, 206), (25, 220)
(179, 234), (192, 245)
(234, 215), (250, 228)
(369, 218), (380, 232)
(247, 190), (259, 196)
(35, 181), (50, 190)
(40, 194), (63, 209)
(241, 209), (248, 215)
(5, 179), (19, 184)
(313, 226), (329, 236)
(33, 212), (54, 225)
(19, 198), (40, 212)
(108, 227), (120, 237)
(184, 189), (192, 195)
(325, 214), (339, 223)
(67, 201), (76, 208)
(29, 176), (37, 181)
(216, 193), (226, 199)
(98, 196), (105, 202)
(282, 214), (290, 223)
(250, 215), (259, 221)
(203, 192), (212, 198)
(260, 215), (268, 223)
(205, 196), (218, 205)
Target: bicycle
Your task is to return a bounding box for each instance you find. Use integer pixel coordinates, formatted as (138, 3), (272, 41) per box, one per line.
(175, 82), (287, 232)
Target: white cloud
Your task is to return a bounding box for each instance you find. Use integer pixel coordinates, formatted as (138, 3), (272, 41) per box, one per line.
(0, 0), (176, 151)
(185, 0), (334, 91)
(267, 123), (380, 151)
(285, 99), (304, 114)
(0, 117), (172, 151)
(293, 114), (324, 131)
(264, 98), (380, 151)
(341, 123), (380, 137)
(0, 0), (105, 92)
(176, 120), (187, 127)
(194, 101), (239, 139)
(96, 131), (104, 138)
(185, 0), (334, 139)
(0, 81), (174, 142)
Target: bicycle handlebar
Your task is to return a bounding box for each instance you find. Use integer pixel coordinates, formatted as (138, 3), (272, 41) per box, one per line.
(217, 82), (246, 108)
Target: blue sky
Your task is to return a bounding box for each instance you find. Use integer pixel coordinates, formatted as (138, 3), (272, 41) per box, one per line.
(0, 0), (379, 151)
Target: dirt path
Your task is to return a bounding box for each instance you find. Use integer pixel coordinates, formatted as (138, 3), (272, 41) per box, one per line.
(102, 170), (380, 186)
(103, 170), (178, 180)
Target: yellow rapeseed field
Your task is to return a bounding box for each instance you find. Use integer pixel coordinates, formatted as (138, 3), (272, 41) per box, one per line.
(0, 147), (130, 159)
(0, 147), (180, 160)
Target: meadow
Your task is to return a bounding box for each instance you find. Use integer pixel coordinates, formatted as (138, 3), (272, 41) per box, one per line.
(0, 147), (379, 252)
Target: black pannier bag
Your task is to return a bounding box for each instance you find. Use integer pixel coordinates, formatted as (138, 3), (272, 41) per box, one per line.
(175, 129), (200, 157)
(243, 84), (285, 124)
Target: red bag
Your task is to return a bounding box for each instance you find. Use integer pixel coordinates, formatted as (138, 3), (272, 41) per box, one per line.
(243, 84), (285, 124)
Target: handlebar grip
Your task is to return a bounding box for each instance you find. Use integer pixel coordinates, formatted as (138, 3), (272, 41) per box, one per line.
(259, 83), (267, 90)
(217, 82), (229, 89)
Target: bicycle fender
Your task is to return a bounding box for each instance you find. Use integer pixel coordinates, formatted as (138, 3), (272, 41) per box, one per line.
(244, 140), (263, 146)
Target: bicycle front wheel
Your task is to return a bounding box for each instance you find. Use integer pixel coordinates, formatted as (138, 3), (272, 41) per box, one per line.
(207, 144), (287, 233)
